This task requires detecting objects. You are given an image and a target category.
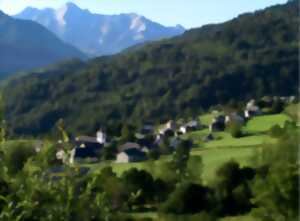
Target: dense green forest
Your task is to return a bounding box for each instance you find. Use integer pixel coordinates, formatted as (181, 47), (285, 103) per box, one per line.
(3, 1), (299, 136)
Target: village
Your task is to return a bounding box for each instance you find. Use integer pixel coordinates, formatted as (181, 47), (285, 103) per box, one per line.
(54, 95), (296, 165)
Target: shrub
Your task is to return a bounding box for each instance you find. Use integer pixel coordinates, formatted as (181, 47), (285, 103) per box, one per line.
(4, 142), (36, 175)
(160, 183), (213, 214)
(227, 122), (243, 138)
(269, 124), (283, 138)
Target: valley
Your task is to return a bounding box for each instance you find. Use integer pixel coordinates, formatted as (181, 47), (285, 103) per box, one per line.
(0, 1), (298, 221)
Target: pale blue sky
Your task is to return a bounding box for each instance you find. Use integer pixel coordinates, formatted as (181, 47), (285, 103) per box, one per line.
(0, 0), (287, 28)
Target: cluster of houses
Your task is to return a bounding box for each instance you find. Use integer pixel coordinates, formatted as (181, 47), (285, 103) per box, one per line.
(55, 95), (296, 165)
(56, 118), (201, 164)
(209, 95), (296, 133)
(209, 99), (260, 132)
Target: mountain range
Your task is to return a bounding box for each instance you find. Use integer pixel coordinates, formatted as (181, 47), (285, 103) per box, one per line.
(0, 10), (86, 78)
(3, 1), (298, 136)
(15, 2), (185, 57)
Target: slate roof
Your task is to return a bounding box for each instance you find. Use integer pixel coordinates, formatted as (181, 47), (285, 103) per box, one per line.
(122, 148), (146, 158)
(76, 136), (98, 143)
(118, 142), (141, 152)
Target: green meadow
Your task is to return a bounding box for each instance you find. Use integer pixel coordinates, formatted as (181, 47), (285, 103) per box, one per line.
(87, 113), (291, 185)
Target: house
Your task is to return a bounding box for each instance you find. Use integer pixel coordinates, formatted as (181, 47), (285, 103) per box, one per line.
(260, 96), (273, 107)
(135, 124), (155, 139)
(118, 142), (141, 152)
(140, 124), (154, 135)
(116, 148), (147, 163)
(96, 129), (107, 144)
(179, 120), (200, 134)
(289, 96), (296, 103)
(70, 136), (103, 163)
(225, 113), (245, 126)
(244, 99), (262, 119)
(209, 115), (225, 132)
(159, 120), (177, 135)
(69, 130), (107, 164)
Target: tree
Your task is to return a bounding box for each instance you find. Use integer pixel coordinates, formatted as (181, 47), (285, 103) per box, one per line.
(172, 140), (192, 178)
(227, 122), (243, 138)
(102, 142), (118, 160)
(158, 137), (172, 155)
(213, 160), (255, 216)
(268, 124), (283, 138)
(186, 156), (203, 184)
(160, 183), (213, 214)
(251, 125), (298, 221)
(121, 168), (156, 207)
(121, 124), (136, 142)
(4, 142), (36, 175)
(56, 118), (69, 143)
(148, 148), (160, 160)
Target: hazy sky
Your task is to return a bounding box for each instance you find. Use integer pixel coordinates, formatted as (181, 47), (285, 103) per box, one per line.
(0, 0), (287, 28)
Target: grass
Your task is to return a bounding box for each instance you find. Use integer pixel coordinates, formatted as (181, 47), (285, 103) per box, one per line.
(126, 212), (158, 219)
(87, 114), (286, 184)
(284, 103), (299, 123)
(205, 133), (275, 148)
(199, 114), (215, 126)
(219, 215), (260, 221)
(191, 145), (259, 182)
(244, 114), (291, 134)
(199, 111), (222, 126)
(127, 213), (260, 221)
(88, 144), (261, 183)
(183, 128), (275, 149)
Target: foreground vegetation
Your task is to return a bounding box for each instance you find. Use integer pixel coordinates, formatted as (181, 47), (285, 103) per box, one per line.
(0, 108), (297, 221)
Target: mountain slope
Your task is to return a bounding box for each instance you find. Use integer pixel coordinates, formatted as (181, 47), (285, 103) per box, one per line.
(0, 11), (86, 77)
(15, 2), (185, 57)
(4, 1), (299, 136)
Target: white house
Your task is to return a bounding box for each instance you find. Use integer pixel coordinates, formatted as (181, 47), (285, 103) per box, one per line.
(209, 115), (226, 132)
(96, 129), (107, 144)
(179, 120), (200, 134)
(225, 113), (245, 126)
(116, 148), (147, 163)
(159, 120), (177, 135)
(244, 99), (262, 119)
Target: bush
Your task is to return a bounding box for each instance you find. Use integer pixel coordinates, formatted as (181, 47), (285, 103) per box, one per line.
(4, 142), (36, 175)
(227, 122), (243, 138)
(148, 149), (160, 160)
(160, 212), (215, 221)
(214, 160), (255, 216)
(160, 183), (213, 214)
(269, 124), (283, 138)
(121, 168), (157, 206)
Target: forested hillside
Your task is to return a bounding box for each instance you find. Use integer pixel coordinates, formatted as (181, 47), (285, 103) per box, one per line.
(3, 1), (299, 136)
(0, 11), (86, 77)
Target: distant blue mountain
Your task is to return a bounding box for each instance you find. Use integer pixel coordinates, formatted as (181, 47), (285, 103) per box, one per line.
(15, 2), (185, 57)
(0, 10), (86, 77)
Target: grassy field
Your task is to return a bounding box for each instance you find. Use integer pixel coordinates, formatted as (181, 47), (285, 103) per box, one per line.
(88, 114), (290, 182)
(191, 145), (260, 182)
(284, 103), (299, 123)
(126, 213), (260, 221)
(244, 114), (291, 134)
(90, 145), (259, 182)
(219, 215), (260, 221)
